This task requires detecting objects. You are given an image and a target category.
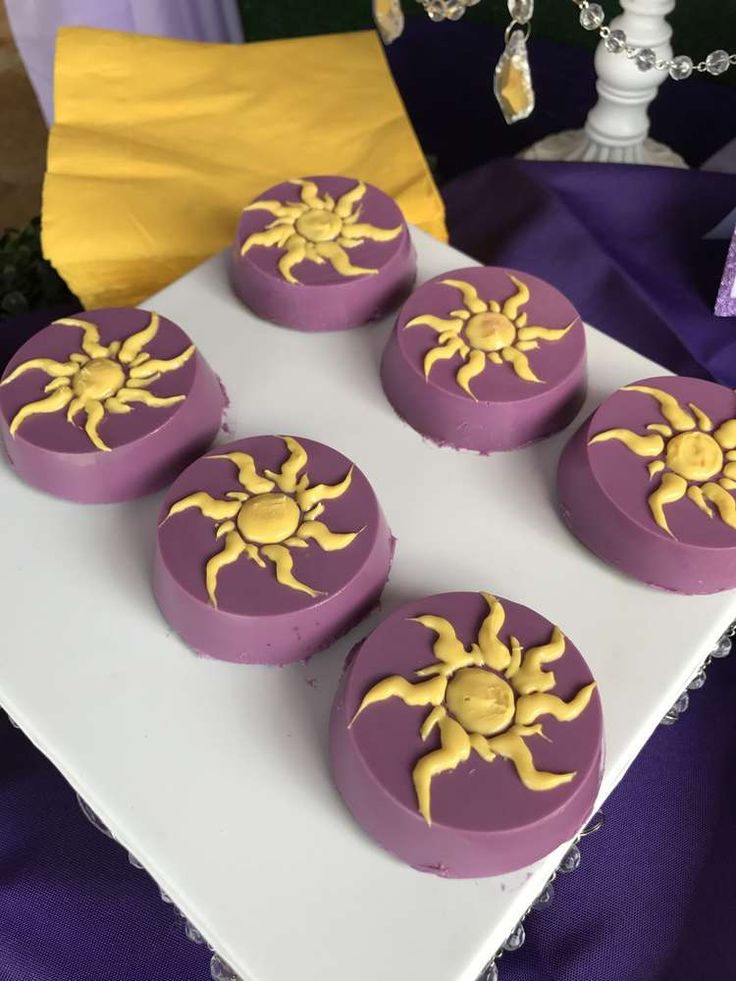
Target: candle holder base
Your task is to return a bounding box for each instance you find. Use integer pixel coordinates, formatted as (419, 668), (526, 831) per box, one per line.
(519, 129), (687, 168)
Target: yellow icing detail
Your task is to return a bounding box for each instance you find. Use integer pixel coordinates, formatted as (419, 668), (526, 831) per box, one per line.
(622, 386), (696, 431)
(465, 312), (516, 352)
(2, 313), (192, 449)
(665, 432), (723, 481)
(702, 483), (736, 529)
(239, 179), (400, 284)
(165, 437), (358, 603)
(515, 340), (539, 352)
(648, 460), (666, 479)
(689, 403), (712, 432)
(423, 336), (464, 378)
(502, 275), (530, 321)
(350, 595), (595, 824)
(441, 279), (487, 314)
(647, 423), (673, 436)
(589, 429), (664, 457)
(721, 478), (736, 491)
(455, 349), (487, 399)
(687, 485), (713, 517)
(724, 462), (736, 481)
(517, 322), (574, 342)
(648, 472), (688, 536)
(715, 420), (736, 450)
(501, 345), (541, 383)
(405, 314), (463, 335)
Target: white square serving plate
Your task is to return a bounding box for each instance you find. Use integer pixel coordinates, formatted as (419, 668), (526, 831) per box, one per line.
(2, 229), (734, 981)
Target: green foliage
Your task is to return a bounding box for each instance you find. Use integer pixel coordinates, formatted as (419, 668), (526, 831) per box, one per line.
(0, 219), (76, 321)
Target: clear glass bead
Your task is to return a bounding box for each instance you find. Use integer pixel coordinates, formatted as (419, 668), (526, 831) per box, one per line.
(479, 961), (499, 981)
(604, 29), (626, 53)
(532, 880), (555, 910)
(705, 49), (730, 75)
(127, 851), (144, 869)
(503, 922), (526, 951)
(669, 55), (693, 80)
(508, 0), (533, 23)
(674, 692), (690, 715)
(559, 842), (582, 873)
(210, 955), (243, 981)
(445, 2), (466, 20)
(635, 47), (656, 71)
(426, 1), (445, 20)
(184, 918), (206, 945)
(713, 635), (733, 658)
(688, 668), (706, 690)
(579, 2), (604, 30)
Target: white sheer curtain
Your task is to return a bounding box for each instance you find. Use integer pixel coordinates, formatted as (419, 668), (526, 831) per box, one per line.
(6, 0), (244, 123)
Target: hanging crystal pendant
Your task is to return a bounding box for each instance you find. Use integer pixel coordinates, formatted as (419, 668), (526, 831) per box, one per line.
(373, 0), (405, 43)
(494, 28), (535, 124)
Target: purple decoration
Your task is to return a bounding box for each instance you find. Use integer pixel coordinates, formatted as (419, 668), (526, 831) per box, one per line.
(154, 435), (393, 664)
(558, 375), (736, 593)
(715, 229), (736, 317)
(381, 266), (586, 452)
(231, 176), (416, 332)
(331, 592), (603, 878)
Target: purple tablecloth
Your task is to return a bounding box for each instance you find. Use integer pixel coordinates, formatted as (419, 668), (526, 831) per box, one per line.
(3, 17), (736, 981)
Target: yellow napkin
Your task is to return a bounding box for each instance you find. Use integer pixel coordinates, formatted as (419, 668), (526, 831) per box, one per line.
(42, 27), (447, 309)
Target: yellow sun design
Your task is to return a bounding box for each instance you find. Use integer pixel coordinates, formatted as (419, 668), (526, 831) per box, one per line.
(240, 179), (402, 285)
(0, 314), (193, 452)
(350, 593), (596, 825)
(590, 385), (736, 537)
(405, 275), (575, 398)
(165, 437), (360, 605)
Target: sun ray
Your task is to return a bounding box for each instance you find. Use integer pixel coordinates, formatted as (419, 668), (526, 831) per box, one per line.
(506, 636), (522, 679)
(54, 318), (110, 358)
(515, 340), (539, 352)
(166, 492), (241, 523)
(687, 485), (714, 517)
(413, 714), (472, 825)
(340, 222), (402, 242)
(210, 452), (276, 494)
(278, 237), (308, 284)
(486, 729), (576, 791)
(501, 346), (541, 383)
(216, 519), (236, 538)
(240, 226), (293, 257)
(456, 349), (487, 400)
(315, 241), (377, 277)
(441, 279), (487, 314)
(469, 732), (498, 762)
(117, 313), (159, 365)
(404, 314), (463, 334)
(127, 345), (195, 380)
(511, 627), (565, 696)
(44, 377), (73, 393)
(8, 387), (73, 436)
(646, 424), (673, 437)
(104, 396), (132, 414)
(116, 388), (185, 409)
(296, 467), (353, 513)
(334, 180), (367, 219)
(412, 614), (481, 678)
(243, 200), (303, 219)
(648, 460), (666, 479)
(66, 396), (84, 422)
(261, 543), (322, 597)
(515, 683), (597, 726)
(296, 520), (359, 551)
(623, 385), (696, 431)
(265, 436), (308, 492)
(351, 675), (447, 726)
(501, 275), (530, 321)
(423, 337), (465, 379)
(205, 531), (247, 607)
(689, 403), (712, 432)
(477, 593), (512, 672)
(715, 420), (736, 450)
(589, 428), (664, 457)
(724, 462), (736, 481)
(648, 472), (688, 536)
(517, 322), (574, 342)
(701, 482), (736, 530)
(721, 479), (736, 491)
(290, 179), (326, 210)
(83, 399), (108, 452)
(1, 357), (78, 385)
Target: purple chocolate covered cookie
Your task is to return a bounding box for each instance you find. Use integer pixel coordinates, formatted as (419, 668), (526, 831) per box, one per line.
(154, 435), (393, 664)
(230, 176), (416, 331)
(381, 266), (586, 452)
(558, 376), (736, 593)
(331, 591), (603, 878)
(0, 309), (225, 503)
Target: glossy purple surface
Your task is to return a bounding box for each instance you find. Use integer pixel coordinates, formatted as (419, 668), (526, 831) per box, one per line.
(154, 435), (393, 664)
(0, 308), (225, 503)
(331, 591), (604, 877)
(558, 375), (736, 593)
(230, 176), (416, 331)
(381, 266), (586, 451)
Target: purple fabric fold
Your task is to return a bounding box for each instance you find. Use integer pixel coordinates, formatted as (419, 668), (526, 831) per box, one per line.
(444, 160), (736, 386)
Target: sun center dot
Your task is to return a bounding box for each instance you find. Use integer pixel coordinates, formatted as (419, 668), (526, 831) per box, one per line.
(73, 358), (125, 400)
(237, 493), (301, 545)
(665, 431), (723, 482)
(445, 667), (516, 736)
(294, 209), (342, 244)
(464, 312), (517, 352)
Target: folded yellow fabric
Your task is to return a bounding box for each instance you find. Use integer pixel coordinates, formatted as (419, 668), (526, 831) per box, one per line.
(42, 27), (446, 309)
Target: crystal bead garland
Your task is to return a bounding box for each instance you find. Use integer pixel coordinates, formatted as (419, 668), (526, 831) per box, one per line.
(412, 0), (480, 22)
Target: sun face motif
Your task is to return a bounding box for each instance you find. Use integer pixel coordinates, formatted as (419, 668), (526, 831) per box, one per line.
(164, 437), (360, 605)
(240, 179), (402, 285)
(0, 314), (193, 451)
(405, 275), (575, 398)
(590, 385), (736, 536)
(350, 593), (596, 825)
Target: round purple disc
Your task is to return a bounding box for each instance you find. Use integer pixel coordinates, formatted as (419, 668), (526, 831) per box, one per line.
(331, 591), (603, 878)
(558, 375), (736, 593)
(0, 308), (225, 503)
(230, 175), (416, 332)
(154, 435), (394, 664)
(381, 266), (586, 452)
